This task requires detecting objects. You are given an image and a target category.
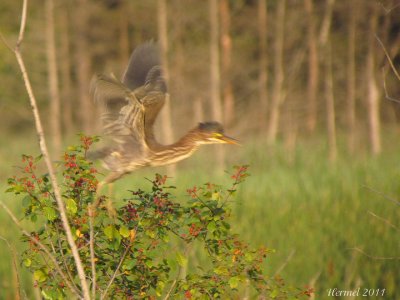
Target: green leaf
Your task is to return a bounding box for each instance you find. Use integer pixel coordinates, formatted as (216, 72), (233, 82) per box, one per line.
(30, 214), (37, 223)
(145, 259), (154, 268)
(34, 269), (47, 282)
(167, 258), (178, 272)
(228, 276), (240, 289)
(211, 192), (220, 201)
(207, 221), (217, 233)
(43, 207), (57, 221)
(23, 258), (31, 267)
(22, 196), (31, 207)
(124, 259), (136, 270)
(270, 289), (279, 298)
(66, 198), (77, 215)
(104, 225), (117, 240)
(245, 252), (254, 262)
(145, 229), (156, 239)
(119, 225), (130, 238)
(176, 252), (188, 267)
(156, 280), (165, 297)
(213, 265), (229, 275)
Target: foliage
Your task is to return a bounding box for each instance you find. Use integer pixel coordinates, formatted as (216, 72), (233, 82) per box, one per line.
(5, 136), (311, 299)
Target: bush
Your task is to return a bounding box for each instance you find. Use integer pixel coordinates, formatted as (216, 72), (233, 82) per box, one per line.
(6, 136), (312, 299)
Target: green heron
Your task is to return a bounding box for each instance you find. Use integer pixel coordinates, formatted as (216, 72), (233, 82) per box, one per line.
(90, 42), (238, 186)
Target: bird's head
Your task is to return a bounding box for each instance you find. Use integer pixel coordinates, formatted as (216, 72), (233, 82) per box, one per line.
(193, 122), (239, 145)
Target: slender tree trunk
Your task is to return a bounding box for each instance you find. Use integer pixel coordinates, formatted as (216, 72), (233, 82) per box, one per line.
(194, 97), (204, 123)
(209, 0), (224, 170)
(346, 0), (357, 154)
(157, 0), (176, 174)
(366, 5), (381, 155)
(320, 0), (336, 162)
(75, 0), (92, 132)
(304, 0), (319, 133)
(220, 0), (234, 127)
(46, 0), (62, 154)
(267, 0), (285, 143)
(258, 0), (268, 130)
(325, 44), (337, 161)
(59, 1), (74, 136)
(119, 2), (130, 65)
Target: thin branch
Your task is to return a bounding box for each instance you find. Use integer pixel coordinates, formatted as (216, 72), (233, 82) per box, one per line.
(274, 249), (296, 276)
(382, 68), (400, 104)
(368, 211), (399, 232)
(8, 1), (91, 298)
(375, 34), (400, 82)
(100, 240), (133, 300)
(15, 0), (28, 47)
(0, 235), (22, 300)
(55, 224), (80, 293)
(379, 2), (400, 14)
(0, 201), (82, 298)
(0, 32), (14, 52)
(163, 279), (178, 300)
(363, 185), (400, 206)
(89, 205), (96, 299)
(348, 247), (400, 260)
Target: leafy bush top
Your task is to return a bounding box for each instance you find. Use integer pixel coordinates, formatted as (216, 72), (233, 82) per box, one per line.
(6, 136), (312, 299)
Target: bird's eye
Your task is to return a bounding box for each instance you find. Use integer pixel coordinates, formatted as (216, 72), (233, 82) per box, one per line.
(213, 133), (223, 138)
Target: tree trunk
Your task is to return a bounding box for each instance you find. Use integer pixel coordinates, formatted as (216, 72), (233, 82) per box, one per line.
(220, 0), (234, 127)
(258, 0), (268, 130)
(320, 0), (337, 162)
(46, 0), (62, 154)
(157, 0), (176, 175)
(119, 2), (130, 65)
(346, 0), (357, 154)
(366, 5), (381, 155)
(267, 0), (285, 143)
(75, 0), (92, 133)
(304, 0), (319, 133)
(325, 44), (337, 162)
(209, 0), (224, 170)
(59, 1), (74, 136)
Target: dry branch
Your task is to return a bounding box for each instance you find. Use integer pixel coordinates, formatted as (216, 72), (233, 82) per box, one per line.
(0, 0), (90, 298)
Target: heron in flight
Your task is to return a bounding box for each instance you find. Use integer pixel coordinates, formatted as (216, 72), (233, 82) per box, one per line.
(89, 42), (238, 186)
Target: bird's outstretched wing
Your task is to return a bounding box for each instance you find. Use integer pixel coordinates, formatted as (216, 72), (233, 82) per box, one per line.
(89, 74), (148, 169)
(90, 74), (145, 141)
(122, 42), (167, 146)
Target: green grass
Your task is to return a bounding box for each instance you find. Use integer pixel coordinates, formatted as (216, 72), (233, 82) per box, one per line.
(0, 132), (399, 299)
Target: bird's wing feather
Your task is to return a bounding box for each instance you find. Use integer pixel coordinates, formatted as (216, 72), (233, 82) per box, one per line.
(90, 74), (148, 166)
(122, 42), (167, 140)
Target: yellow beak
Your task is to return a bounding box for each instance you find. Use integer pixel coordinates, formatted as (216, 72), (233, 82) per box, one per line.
(220, 135), (240, 145)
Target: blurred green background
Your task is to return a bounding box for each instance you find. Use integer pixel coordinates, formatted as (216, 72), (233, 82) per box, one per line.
(1, 0), (400, 299)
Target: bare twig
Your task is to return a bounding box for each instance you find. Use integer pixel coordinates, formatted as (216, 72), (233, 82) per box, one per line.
(382, 68), (400, 104)
(348, 247), (400, 260)
(0, 235), (22, 300)
(274, 249), (296, 276)
(163, 279), (178, 300)
(0, 201), (82, 297)
(3, 1), (91, 298)
(379, 2), (400, 14)
(88, 205), (96, 299)
(375, 34), (400, 82)
(0, 32), (14, 52)
(100, 240), (133, 300)
(362, 185), (400, 206)
(368, 211), (399, 232)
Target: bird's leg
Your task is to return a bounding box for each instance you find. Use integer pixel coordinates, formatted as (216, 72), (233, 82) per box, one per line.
(94, 172), (124, 218)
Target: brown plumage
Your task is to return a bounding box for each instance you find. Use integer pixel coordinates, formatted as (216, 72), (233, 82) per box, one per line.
(90, 42), (238, 184)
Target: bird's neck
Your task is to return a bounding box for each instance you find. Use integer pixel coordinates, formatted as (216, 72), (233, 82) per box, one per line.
(148, 129), (200, 166)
